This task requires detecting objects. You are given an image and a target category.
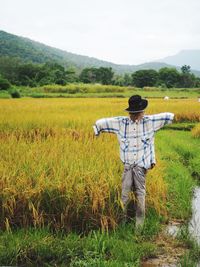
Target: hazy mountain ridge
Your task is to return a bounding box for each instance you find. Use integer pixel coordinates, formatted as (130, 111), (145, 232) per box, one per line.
(0, 30), (200, 76)
(157, 50), (200, 71)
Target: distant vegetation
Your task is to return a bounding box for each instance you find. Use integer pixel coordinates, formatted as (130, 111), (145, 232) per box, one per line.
(0, 55), (200, 91)
(1, 30), (200, 100)
(1, 30), (192, 75)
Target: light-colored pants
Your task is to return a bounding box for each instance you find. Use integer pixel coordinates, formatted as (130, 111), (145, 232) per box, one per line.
(121, 164), (147, 227)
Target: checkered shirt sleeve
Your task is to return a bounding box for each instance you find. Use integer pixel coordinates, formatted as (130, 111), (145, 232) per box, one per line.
(93, 117), (121, 136)
(151, 112), (174, 131)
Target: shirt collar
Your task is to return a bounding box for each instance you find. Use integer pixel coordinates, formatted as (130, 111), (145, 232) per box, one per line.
(128, 118), (140, 124)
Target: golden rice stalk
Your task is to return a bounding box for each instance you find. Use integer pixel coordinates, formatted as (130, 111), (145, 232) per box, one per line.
(191, 124), (200, 138)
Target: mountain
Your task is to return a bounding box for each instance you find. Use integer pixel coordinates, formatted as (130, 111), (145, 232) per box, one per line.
(0, 30), (137, 73)
(0, 30), (200, 76)
(157, 50), (200, 71)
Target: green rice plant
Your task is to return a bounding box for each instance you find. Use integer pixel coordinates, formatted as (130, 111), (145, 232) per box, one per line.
(155, 131), (198, 219)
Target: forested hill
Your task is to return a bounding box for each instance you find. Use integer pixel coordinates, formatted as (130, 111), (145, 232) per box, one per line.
(0, 30), (186, 74)
(1, 30), (200, 76)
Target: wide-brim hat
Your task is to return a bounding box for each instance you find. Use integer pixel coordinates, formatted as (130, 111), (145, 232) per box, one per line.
(125, 95), (148, 113)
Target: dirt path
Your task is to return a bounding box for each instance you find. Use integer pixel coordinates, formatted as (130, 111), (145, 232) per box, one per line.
(141, 221), (188, 267)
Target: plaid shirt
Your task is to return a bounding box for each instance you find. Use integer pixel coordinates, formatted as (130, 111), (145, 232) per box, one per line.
(93, 112), (174, 169)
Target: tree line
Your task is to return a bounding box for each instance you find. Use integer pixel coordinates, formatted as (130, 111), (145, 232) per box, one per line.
(0, 56), (200, 90)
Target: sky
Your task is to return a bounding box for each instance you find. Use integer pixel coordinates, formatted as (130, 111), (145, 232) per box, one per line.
(0, 0), (200, 65)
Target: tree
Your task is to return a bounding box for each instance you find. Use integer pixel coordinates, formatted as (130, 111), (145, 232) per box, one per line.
(158, 68), (180, 88)
(123, 73), (132, 86)
(96, 67), (114, 85)
(0, 76), (11, 90)
(79, 67), (114, 85)
(0, 57), (79, 86)
(17, 63), (40, 86)
(132, 69), (158, 87)
(36, 62), (76, 86)
(181, 65), (191, 74)
(79, 68), (98, 83)
(113, 75), (124, 86)
(0, 56), (21, 84)
(180, 65), (195, 88)
(194, 77), (200, 87)
(43, 62), (67, 85)
(65, 67), (79, 83)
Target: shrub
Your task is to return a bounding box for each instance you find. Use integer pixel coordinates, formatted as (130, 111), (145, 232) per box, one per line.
(9, 89), (21, 98)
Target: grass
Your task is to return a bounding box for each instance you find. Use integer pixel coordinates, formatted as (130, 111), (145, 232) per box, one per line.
(0, 217), (159, 266)
(177, 224), (200, 266)
(0, 89), (11, 98)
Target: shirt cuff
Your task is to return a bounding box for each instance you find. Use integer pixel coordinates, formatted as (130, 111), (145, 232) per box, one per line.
(169, 113), (175, 121)
(93, 124), (100, 136)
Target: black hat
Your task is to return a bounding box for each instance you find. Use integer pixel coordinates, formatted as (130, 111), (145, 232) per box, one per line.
(125, 95), (148, 113)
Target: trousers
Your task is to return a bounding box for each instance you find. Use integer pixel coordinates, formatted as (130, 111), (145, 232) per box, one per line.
(121, 164), (147, 227)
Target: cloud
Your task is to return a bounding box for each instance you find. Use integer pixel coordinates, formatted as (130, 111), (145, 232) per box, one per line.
(1, 0), (200, 64)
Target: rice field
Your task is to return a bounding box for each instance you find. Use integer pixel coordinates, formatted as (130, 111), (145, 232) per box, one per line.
(5, 84), (200, 99)
(0, 98), (200, 232)
(192, 123), (200, 138)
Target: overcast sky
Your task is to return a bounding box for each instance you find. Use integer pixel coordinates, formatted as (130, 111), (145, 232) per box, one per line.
(1, 0), (200, 65)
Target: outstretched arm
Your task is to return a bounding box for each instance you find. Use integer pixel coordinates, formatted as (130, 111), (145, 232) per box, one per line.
(151, 112), (175, 132)
(93, 117), (121, 136)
